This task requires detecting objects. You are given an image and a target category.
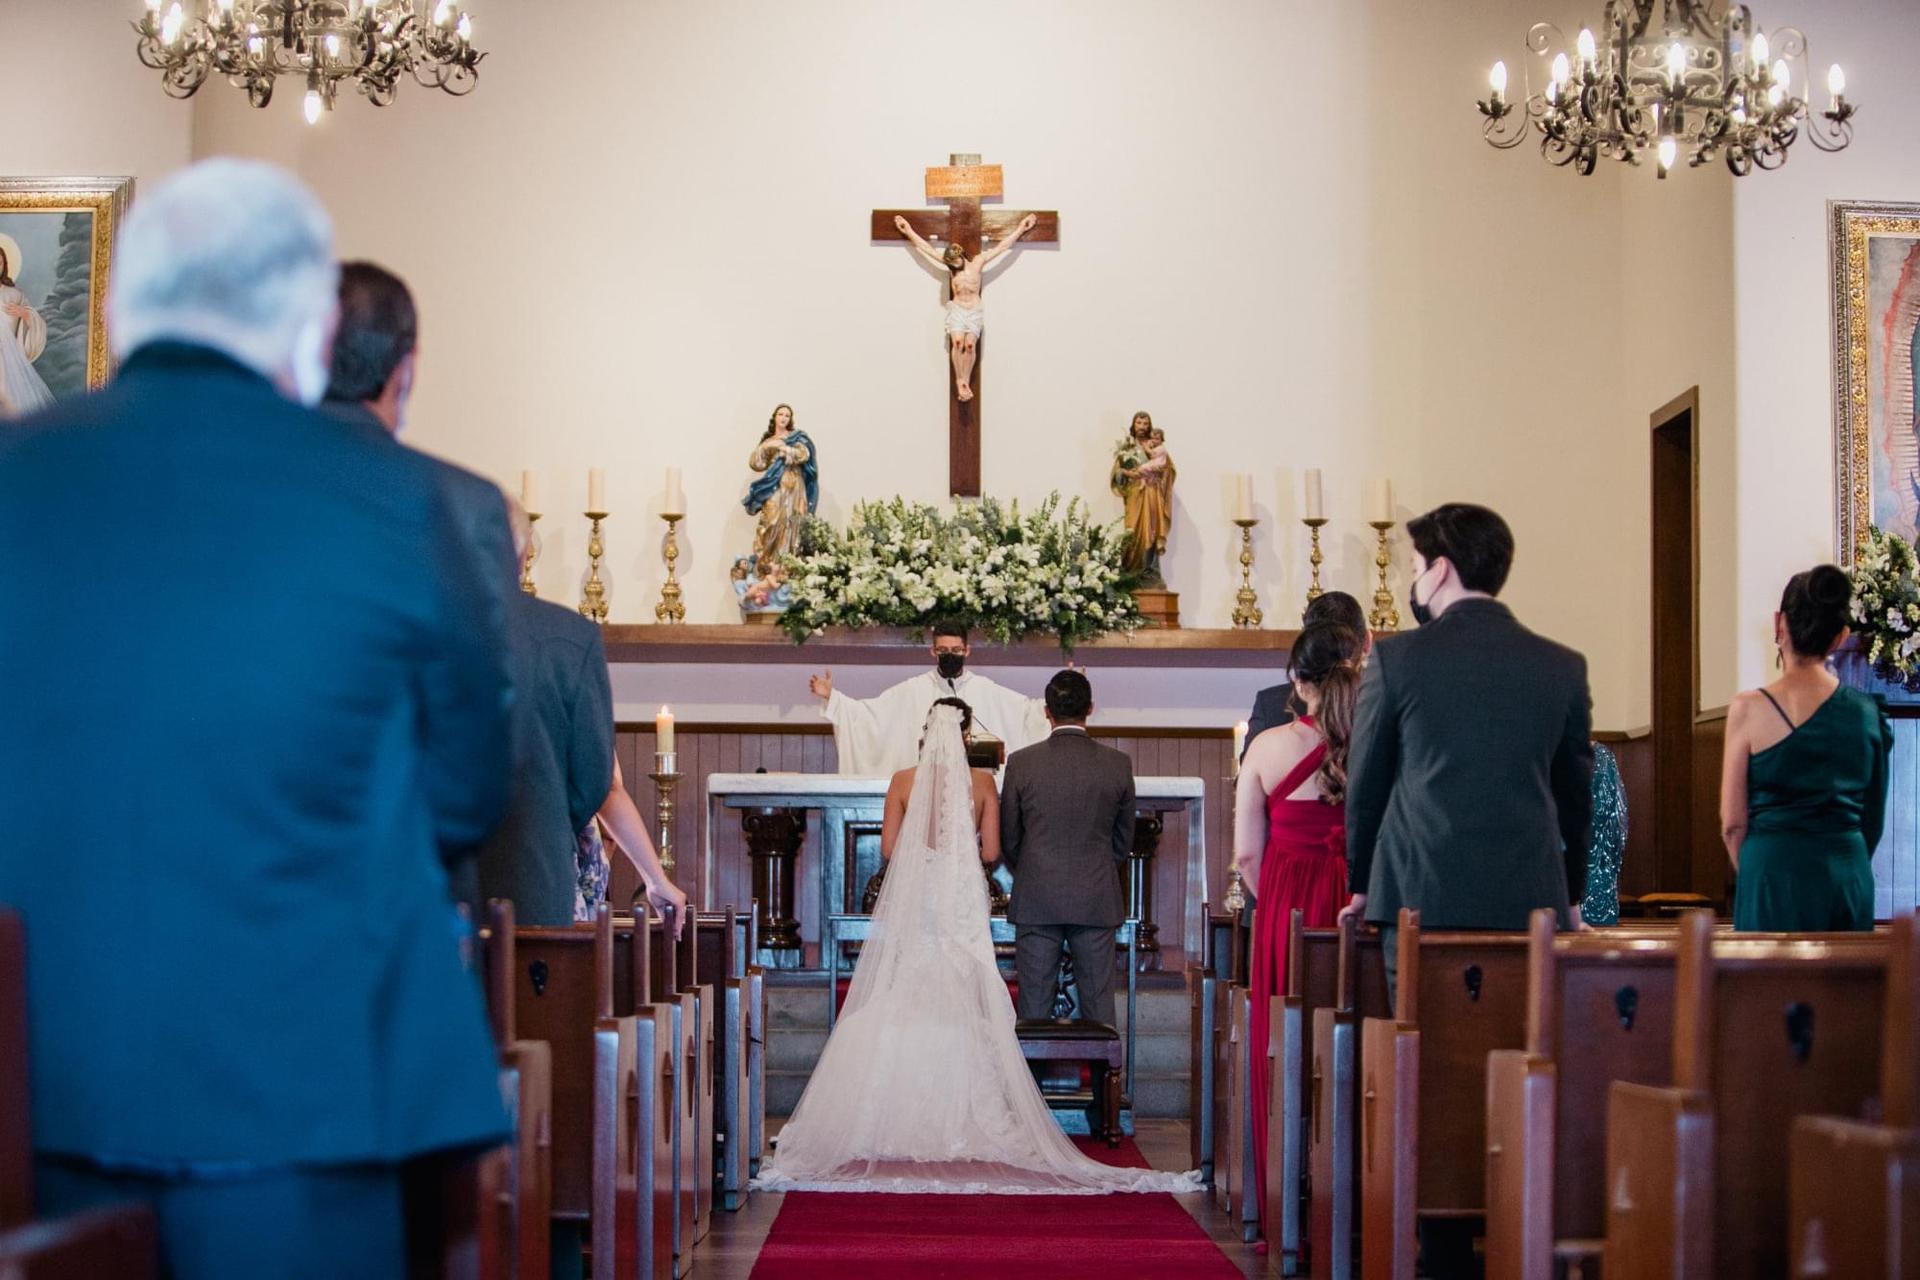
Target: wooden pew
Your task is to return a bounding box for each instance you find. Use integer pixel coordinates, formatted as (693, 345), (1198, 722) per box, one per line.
(1187, 908), (1238, 1182)
(1789, 913), (1920, 1279)
(479, 901), (555, 1280)
(693, 909), (756, 1211)
(1361, 910), (1532, 1280)
(1209, 911), (1257, 1237)
(741, 910), (768, 1182)
(0, 908), (158, 1278)
(1604, 912), (1891, 1279)
(617, 911), (706, 1275)
(1484, 912), (1681, 1280)
(1278, 914), (1389, 1280)
(515, 905), (674, 1280)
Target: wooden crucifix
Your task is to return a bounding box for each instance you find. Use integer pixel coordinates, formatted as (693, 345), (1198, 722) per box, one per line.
(871, 153), (1059, 497)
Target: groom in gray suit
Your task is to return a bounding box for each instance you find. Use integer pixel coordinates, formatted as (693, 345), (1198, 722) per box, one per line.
(1000, 669), (1136, 1027)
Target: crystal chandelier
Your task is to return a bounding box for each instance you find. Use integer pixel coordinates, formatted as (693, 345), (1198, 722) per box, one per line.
(133, 1), (485, 126)
(1476, 1), (1854, 178)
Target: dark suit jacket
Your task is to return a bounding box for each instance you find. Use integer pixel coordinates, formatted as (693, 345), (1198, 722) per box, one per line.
(1345, 598), (1593, 930)
(999, 728), (1135, 928)
(324, 398), (516, 874)
(0, 343), (513, 1167)
(1243, 681), (1298, 757)
(474, 594), (615, 926)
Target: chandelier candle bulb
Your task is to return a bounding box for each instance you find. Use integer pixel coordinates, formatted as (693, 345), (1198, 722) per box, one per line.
(1828, 64), (1845, 101)
(1304, 469), (1325, 521)
(587, 468), (606, 514)
(1489, 59), (1508, 101)
(1751, 31), (1769, 69)
(1551, 51), (1570, 86)
(1576, 27), (1596, 66)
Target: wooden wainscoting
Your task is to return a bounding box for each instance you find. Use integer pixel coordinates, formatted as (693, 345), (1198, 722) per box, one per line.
(1691, 707), (1729, 907)
(608, 724), (1235, 961)
(1596, 729), (1654, 900)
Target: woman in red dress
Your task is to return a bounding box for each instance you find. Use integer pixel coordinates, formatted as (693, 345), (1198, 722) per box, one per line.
(1233, 620), (1363, 1243)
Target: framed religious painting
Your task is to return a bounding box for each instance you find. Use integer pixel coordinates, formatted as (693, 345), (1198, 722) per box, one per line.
(0, 176), (133, 419)
(1830, 199), (1920, 564)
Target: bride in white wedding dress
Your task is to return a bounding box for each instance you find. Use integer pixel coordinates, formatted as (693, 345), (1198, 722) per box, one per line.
(753, 701), (1200, 1195)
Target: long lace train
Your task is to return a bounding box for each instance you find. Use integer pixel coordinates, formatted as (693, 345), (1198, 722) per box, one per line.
(752, 706), (1199, 1195)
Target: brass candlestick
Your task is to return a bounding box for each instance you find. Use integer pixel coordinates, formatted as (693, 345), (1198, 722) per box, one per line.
(655, 513), (686, 623)
(1222, 757), (1249, 912)
(1368, 519), (1400, 632)
(519, 511), (541, 596)
(1303, 516), (1327, 610)
(579, 510), (609, 624)
(1231, 517), (1263, 629)
(649, 753), (680, 873)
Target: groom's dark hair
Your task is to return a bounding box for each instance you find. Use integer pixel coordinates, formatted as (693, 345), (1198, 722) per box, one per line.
(1044, 669), (1093, 722)
(327, 261), (418, 404)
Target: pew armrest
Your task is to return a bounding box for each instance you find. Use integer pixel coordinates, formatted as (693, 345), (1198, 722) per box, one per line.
(0, 1204), (157, 1278)
(1790, 1116), (1920, 1280)
(1604, 1081), (1713, 1280)
(1485, 1050), (1556, 1280)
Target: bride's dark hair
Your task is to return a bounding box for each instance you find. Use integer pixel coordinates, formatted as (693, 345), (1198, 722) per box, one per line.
(1288, 621), (1363, 805)
(918, 697), (973, 754)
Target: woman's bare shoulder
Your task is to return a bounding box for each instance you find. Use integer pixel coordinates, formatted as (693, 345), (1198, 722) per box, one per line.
(970, 767), (1000, 795)
(888, 766), (916, 795)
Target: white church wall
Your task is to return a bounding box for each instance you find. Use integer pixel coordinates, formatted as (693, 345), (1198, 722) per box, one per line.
(2, 0), (193, 187)
(1730, 0), (1920, 696)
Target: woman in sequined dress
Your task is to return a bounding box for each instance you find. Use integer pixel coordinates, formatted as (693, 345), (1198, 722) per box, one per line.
(1580, 742), (1627, 926)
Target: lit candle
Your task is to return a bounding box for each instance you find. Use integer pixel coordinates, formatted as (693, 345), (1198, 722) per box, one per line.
(1304, 469), (1325, 521)
(663, 467), (686, 517)
(519, 469), (538, 515)
(588, 467), (606, 513)
(1488, 60), (1508, 103)
(655, 706), (675, 754)
(1371, 479), (1394, 524)
(1231, 475), (1255, 522)
(1233, 720), (1249, 765)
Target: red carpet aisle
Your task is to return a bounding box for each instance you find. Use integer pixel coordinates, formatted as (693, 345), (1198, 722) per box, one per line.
(748, 1138), (1239, 1278)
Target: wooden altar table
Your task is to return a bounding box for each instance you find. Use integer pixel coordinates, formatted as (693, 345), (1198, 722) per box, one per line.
(703, 774), (1207, 970)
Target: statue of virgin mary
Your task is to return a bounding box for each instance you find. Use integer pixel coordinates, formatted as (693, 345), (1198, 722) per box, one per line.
(735, 402), (819, 616)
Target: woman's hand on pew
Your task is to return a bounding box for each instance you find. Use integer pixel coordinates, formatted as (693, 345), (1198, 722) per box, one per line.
(1335, 893), (1367, 928)
(647, 880), (689, 938)
(1569, 904), (1593, 932)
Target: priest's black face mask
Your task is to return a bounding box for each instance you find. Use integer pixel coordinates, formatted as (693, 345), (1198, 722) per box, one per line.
(936, 651), (966, 680)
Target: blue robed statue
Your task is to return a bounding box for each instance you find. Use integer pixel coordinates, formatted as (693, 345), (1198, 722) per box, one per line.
(735, 402), (817, 616)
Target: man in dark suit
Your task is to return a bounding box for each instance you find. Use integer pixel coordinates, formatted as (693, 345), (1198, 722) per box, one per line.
(322, 260), (517, 894)
(0, 159), (513, 1277)
(1000, 669), (1136, 1027)
(1341, 503), (1594, 1003)
(474, 506), (617, 927)
(1242, 590), (1371, 755)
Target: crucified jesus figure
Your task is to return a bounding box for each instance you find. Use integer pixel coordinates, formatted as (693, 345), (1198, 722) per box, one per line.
(893, 212), (1038, 402)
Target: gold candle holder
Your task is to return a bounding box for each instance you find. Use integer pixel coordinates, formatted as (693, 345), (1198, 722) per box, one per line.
(519, 511), (541, 596)
(579, 510), (610, 624)
(1368, 519), (1400, 632)
(1303, 516), (1327, 610)
(655, 513), (686, 623)
(649, 754), (680, 873)
(1222, 865), (1249, 914)
(1231, 517), (1263, 629)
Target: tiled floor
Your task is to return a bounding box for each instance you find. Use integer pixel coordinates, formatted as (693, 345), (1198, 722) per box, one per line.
(694, 1117), (1279, 1278)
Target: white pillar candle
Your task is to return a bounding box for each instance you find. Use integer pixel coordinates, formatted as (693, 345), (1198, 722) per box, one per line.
(1304, 469), (1325, 521)
(663, 467), (686, 517)
(1231, 475), (1255, 522)
(1370, 478), (1394, 524)
(519, 469), (538, 515)
(588, 467), (606, 513)
(655, 706), (675, 754)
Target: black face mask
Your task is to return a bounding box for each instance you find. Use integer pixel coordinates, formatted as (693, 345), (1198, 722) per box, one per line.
(936, 652), (966, 680)
(1407, 565), (1435, 628)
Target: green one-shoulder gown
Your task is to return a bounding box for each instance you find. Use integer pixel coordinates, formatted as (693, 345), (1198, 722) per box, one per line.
(1733, 684), (1893, 932)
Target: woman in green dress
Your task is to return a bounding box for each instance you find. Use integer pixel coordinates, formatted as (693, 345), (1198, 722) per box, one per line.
(1721, 565), (1892, 931)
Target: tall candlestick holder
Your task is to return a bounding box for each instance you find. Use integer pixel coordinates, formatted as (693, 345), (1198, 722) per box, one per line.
(519, 511), (541, 596)
(1302, 516), (1327, 610)
(1223, 755), (1249, 912)
(1368, 519), (1400, 632)
(579, 511), (609, 624)
(649, 751), (680, 873)
(1231, 517), (1263, 629)
(655, 513), (686, 623)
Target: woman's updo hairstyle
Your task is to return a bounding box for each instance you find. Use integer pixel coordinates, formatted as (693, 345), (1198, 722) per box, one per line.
(1287, 621), (1364, 805)
(1780, 564), (1853, 658)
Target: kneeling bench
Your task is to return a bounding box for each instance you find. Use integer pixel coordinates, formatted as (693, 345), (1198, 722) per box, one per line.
(1017, 1019), (1122, 1146)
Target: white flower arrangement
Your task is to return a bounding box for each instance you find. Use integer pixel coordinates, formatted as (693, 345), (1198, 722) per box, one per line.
(778, 494), (1145, 652)
(1849, 526), (1920, 691)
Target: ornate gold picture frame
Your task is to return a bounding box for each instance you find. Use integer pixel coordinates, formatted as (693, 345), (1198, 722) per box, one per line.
(0, 176), (133, 413)
(1831, 199), (1920, 565)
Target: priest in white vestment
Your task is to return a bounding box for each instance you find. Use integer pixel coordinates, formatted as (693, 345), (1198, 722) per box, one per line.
(809, 623), (1050, 776)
